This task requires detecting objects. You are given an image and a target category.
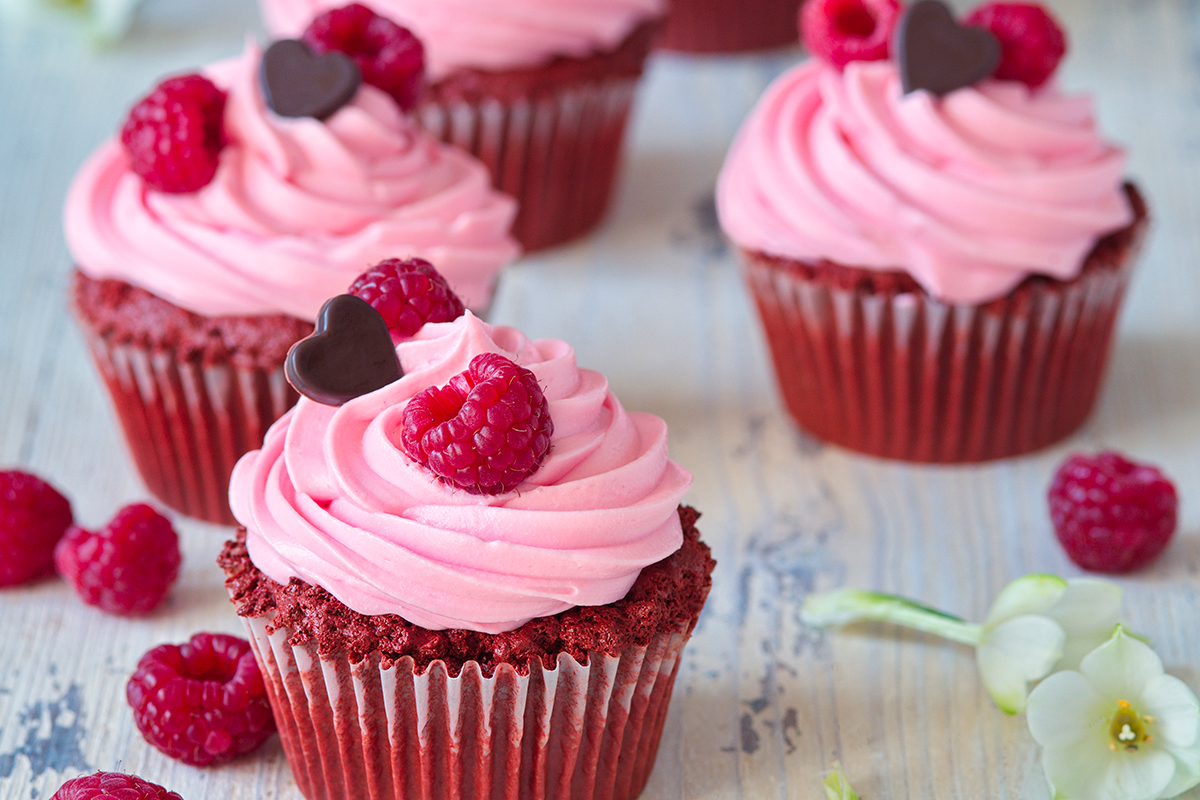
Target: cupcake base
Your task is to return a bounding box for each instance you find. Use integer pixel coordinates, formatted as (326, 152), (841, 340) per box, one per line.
(742, 184), (1149, 463)
(70, 272), (310, 525)
(242, 620), (685, 800)
(419, 19), (662, 252)
(658, 0), (802, 53)
(221, 507), (714, 800)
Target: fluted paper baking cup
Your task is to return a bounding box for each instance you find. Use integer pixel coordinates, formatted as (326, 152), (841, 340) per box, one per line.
(418, 22), (659, 253)
(742, 243), (1139, 462)
(79, 334), (296, 525)
(242, 615), (687, 800)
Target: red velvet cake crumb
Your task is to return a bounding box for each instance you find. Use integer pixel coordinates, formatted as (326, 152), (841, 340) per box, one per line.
(220, 506), (714, 677)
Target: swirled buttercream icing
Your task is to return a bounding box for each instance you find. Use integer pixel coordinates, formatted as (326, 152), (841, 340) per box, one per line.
(229, 312), (692, 633)
(260, 0), (666, 81)
(64, 42), (518, 319)
(716, 58), (1134, 304)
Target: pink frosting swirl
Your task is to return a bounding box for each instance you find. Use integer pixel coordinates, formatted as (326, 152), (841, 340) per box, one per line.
(229, 312), (692, 633)
(64, 42), (519, 319)
(716, 59), (1134, 304)
(260, 0), (666, 81)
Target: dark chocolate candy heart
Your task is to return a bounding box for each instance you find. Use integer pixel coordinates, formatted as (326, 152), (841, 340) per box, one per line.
(261, 39), (361, 120)
(286, 295), (402, 406)
(895, 0), (1000, 97)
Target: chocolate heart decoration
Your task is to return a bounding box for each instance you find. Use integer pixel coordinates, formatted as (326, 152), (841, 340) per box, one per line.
(895, 0), (1000, 97)
(286, 295), (402, 406)
(261, 39), (361, 120)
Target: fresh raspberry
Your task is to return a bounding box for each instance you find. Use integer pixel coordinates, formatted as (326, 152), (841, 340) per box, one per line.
(0, 470), (73, 587)
(1048, 451), (1178, 573)
(54, 503), (181, 615)
(964, 3), (1066, 89)
(801, 0), (901, 69)
(51, 771), (183, 800)
(400, 353), (553, 495)
(303, 3), (425, 112)
(126, 632), (276, 766)
(348, 257), (466, 338)
(120, 74), (227, 194)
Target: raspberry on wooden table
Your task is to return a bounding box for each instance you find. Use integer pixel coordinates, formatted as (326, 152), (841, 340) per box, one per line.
(126, 632), (276, 766)
(54, 503), (181, 615)
(1048, 451), (1178, 573)
(51, 772), (183, 800)
(303, 3), (425, 111)
(120, 74), (227, 194)
(401, 352), (553, 495)
(348, 257), (466, 338)
(0, 469), (73, 587)
(964, 2), (1066, 88)
(801, 0), (901, 68)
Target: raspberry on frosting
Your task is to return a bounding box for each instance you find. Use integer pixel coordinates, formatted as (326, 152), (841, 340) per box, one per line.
(303, 3), (425, 112)
(400, 352), (553, 495)
(120, 74), (227, 194)
(965, 2), (1067, 89)
(801, 0), (901, 68)
(348, 257), (465, 338)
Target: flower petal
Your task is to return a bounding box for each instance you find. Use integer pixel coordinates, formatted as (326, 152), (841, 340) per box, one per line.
(985, 573), (1067, 625)
(1139, 673), (1200, 749)
(1044, 739), (1176, 800)
(1158, 738), (1200, 799)
(979, 614), (1065, 713)
(1049, 579), (1125, 671)
(1028, 670), (1103, 747)
(1080, 628), (1165, 702)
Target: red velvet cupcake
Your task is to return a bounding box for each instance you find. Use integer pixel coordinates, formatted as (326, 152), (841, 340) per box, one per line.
(222, 302), (712, 799)
(64, 42), (517, 524)
(716, 0), (1147, 462)
(261, 1), (666, 251)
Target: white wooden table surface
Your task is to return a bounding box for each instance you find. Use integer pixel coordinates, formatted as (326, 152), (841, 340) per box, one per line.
(2, 0), (1199, 798)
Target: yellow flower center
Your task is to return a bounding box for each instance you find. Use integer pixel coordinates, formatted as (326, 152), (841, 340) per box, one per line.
(1109, 699), (1156, 752)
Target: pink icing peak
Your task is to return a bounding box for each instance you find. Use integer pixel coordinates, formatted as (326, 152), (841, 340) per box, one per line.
(716, 58), (1132, 303)
(64, 41), (518, 320)
(228, 313), (692, 633)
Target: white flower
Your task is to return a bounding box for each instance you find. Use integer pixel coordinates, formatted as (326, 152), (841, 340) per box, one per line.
(979, 575), (1124, 714)
(801, 575), (1123, 714)
(1027, 626), (1200, 800)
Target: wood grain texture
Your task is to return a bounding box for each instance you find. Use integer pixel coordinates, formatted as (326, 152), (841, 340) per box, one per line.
(1, 0), (1198, 798)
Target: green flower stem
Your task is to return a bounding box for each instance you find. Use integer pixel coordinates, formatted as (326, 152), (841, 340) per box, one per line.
(802, 589), (984, 646)
(824, 765), (862, 800)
